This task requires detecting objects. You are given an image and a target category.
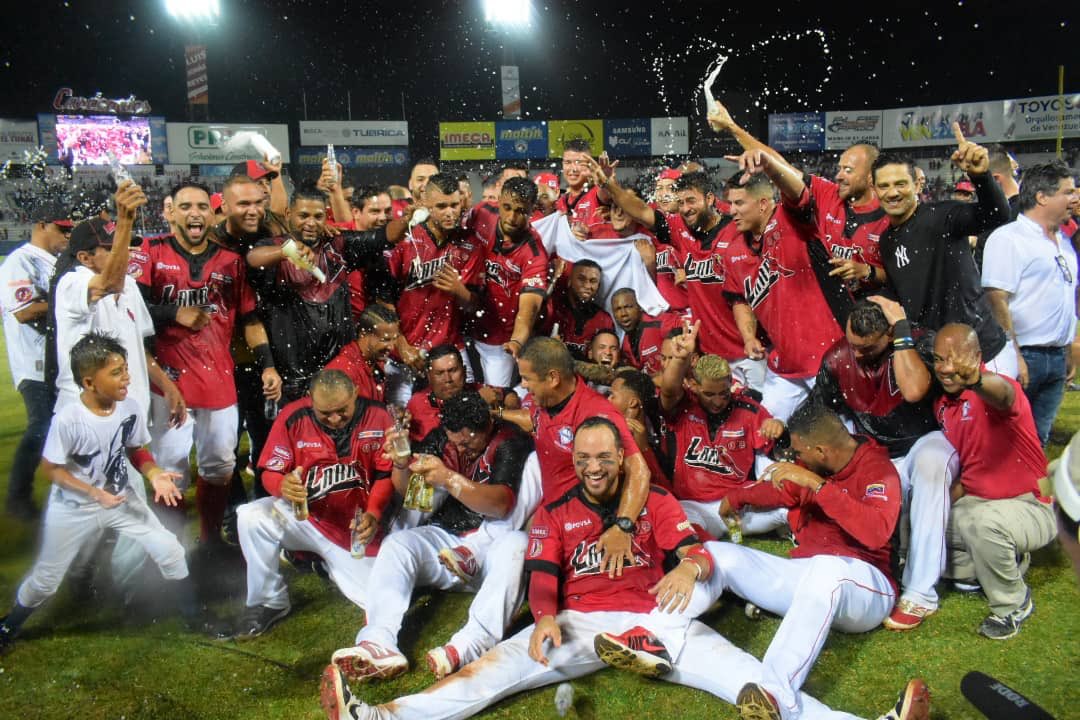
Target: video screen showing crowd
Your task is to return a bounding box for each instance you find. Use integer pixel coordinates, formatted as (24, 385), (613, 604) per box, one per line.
(1, 94), (1078, 720)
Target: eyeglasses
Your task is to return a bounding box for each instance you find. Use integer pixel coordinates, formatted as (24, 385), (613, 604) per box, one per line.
(1056, 254), (1073, 284)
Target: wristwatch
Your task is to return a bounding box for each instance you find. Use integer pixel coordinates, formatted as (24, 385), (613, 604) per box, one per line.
(614, 516), (636, 533)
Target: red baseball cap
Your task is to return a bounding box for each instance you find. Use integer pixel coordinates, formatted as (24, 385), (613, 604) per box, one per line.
(231, 160), (279, 181)
(210, 192), (224, 211)
(954, 179), (975, 193)
(534, 172), (559, 191)
(658, 168), (683, 181)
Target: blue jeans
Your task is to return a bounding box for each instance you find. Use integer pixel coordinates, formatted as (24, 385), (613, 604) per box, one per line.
(8, 379), (55, 509)
(1020, 346), (1068, 447)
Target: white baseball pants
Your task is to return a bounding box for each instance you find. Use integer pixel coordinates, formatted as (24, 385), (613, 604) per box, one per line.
(472, 340), (517, 388)
(149, 395), (238, 486)
(760, 372), (816, 424)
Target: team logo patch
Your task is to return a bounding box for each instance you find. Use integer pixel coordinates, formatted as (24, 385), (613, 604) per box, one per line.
(126, 262), (142, 279)
(864, 483), (887, 499)
(528, 538), (544, 557)
(266, 445), (291, 472)
(530, 525), (549, 539)
(636, 520), (652, 535)
(14, 286), (32, 303)
(556, 425), (574, 450)
(677, 520), (692, 532)
(721, 429), (745, 438)
(357, 430), (384, 439)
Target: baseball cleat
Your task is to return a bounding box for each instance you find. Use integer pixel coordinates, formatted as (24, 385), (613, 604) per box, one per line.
(232, 604), (292, 640)
(876, 678), (930, 720)
(332, 640), (408, 683)
(425, 644), (461, 680)
(593, 626), (673, 678)
(438, 545), (479, 583)
(883, 599), (937, 631)
(736, 682), (781, 720)
(320, 664), (379, 720)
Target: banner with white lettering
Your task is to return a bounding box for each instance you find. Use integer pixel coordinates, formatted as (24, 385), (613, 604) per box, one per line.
(650, 117), (689, 156)
(298, 120), (409, 146)
(185, 45), (208, 105)
(0, 120), (39, 162)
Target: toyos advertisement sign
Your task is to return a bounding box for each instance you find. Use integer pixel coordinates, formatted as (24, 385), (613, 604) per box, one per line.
(165, 122), (291, 163)
(651, 117), (689, 156)
(1003, 93), (1080, 141)
(824, 111), (883, 150)
(495, 120), (547, 159)
(604, 118), (652, 156)
(767, 112), (825, 152)
(298, 120), (409, 146)
(882, 101), (1004, 148)
(439, 121), (496, 161)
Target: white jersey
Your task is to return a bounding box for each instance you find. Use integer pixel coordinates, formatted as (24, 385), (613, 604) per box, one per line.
(0, 242), (57, 387)
(53, 266), (155, 413)
(42, 395), (151, 505)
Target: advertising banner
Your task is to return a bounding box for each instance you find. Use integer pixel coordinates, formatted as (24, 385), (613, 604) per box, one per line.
(165, 122), (290, 164)
(604, 118), (652, 156)
(299, 120), (409, 146)
(824, 111), (883, 150)
(882, 101), (1004, 148)
(0, 120), (39, 162)
(650, 117), (689, 156)
(767, 112), (825, 152)
(295, 147), (409, 168)
(439, 121), (496, 161)
(547, 119), (604, 157)
(495, 120), (547, 159)
(1002, 93), (1080, 141)
(185, 45), (208, 105)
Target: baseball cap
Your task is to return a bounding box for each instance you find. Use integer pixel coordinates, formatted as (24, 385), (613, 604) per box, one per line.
(30, 198), (74, 228)
(954, 179), (975, 193)
(534, 173), (559, 192)
(658, 168), (683, 181)
(231, 160), (279, 181)
(67, 217), (117, 256)
(1050, 432), (1080, 525)
(210, 192), (224, 212)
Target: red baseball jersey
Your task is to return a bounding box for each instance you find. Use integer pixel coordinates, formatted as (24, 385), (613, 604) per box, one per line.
(132, 237), (256, 409)
(555, 186), (607, 231)
(467, 204), (549, 344)
(662, 392), (774, 502)
(347, 270), (366, 324)
(726, 436), (900, 592)
(658, 213), (744, 359)
(386, 223), (485, 350)
(807, 175), (889, 270)
(259, 396), (394, 551)
(539, 278), (616, 361)
(654, 240), (690, 311)
(533, 381), (641, 502)
(323, 342), (386, 402)
(525, 485), (698, 614)
(722, 199), (844, 378)
(934, 377), (1049, 501)
(621, 311), (685, 375)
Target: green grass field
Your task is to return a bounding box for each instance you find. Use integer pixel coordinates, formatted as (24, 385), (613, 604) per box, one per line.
(0, 333), (1077, 720)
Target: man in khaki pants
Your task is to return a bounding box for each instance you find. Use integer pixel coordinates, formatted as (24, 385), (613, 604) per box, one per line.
(931, 324), (1056, 640)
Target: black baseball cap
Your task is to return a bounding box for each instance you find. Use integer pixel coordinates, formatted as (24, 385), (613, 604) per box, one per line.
(30, 198), (74, 228)
(67, 217), (116, 255)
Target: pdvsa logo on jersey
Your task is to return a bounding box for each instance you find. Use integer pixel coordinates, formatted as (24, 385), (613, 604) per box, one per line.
(297, 440), (322, 449)
(556, 425), (574, 449)
(564, 519), (592, 531)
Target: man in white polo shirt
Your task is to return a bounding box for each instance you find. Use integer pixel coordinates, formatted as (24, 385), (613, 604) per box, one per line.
(982, 161), (1079, 445)
(0, 200), (72, 519)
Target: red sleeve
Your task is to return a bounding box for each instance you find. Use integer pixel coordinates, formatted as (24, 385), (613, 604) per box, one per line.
(726, 479), (802, 512)
(528, 569), (560, 622)
(722, 251), (747, 300)
(525, 506), (562, 620)
(133, 246), (153, 288)
(814, 457), (901, 550)
(127, 447), (155, 470)
(258, 415), (296, 498)
(648, 490), (698, 552)
(366, 476), (394, 520)
(808, 175), (840, 216)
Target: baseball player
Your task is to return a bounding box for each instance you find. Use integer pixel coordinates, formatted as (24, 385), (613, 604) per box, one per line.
(134, 181), (282, 545)
(329, 390), (535, 681)
(537, 259), (616, 361)
(707, 402), (901, 720)
(810, 298), (959, 631)
(0, 333), (212, 652)
(231, 370), (395, 638)
(658, 320), (788, 540)
(324, 304), (401, 402)
(610, 287), (686, 376)
(319, 417), (928, 720)
(468, 176), (549, 387)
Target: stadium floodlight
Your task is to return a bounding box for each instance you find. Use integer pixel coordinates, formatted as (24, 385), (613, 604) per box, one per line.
(483, 0), (531, 29)
(165, 0), (221, 22)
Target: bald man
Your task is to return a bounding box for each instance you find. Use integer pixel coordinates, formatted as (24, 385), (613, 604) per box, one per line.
(930, 323), (1055, 640)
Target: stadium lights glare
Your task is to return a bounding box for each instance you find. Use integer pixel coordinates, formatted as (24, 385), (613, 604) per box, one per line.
(165, 0), (221, 22)
(483, 0), (531, 29)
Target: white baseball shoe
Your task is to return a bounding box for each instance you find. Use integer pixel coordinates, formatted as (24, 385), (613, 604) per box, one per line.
(331, 640), (408, 683)
(425, 644), (462, 680)
(320, 664), (380, 720)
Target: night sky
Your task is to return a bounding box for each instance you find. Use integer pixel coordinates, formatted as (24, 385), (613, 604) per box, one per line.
(0, 1), (1074, 158)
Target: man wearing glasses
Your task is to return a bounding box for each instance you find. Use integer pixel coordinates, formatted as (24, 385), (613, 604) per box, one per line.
(982, 161), (1079, 445)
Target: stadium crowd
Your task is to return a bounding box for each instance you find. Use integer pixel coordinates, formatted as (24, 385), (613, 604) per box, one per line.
(1, 98), (1079, 720)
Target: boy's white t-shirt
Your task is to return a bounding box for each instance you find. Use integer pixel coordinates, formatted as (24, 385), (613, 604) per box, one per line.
(42, 395), (150, 505)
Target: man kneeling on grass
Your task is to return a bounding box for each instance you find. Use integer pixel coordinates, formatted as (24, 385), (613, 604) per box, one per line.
(320, 417), (928, 720)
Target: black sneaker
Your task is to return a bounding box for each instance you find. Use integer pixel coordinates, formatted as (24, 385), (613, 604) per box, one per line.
(0, 619), (17, 654)
(977, 590), (1034, 640)
(233, 604), (291, 640)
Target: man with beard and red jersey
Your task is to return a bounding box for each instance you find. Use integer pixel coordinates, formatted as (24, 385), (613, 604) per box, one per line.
(708, 101), (891, 294)
(538, 259), (616, 362)
(516, 337), (650, 573)
(658, 320), (787, 540)
(591, 162), (758, 389)
(721, 157), (848, 423)
(382, 174), (486, 400)
(247, 184), (409, 403)
(809, 298), (958, 632)
(557, 139), (611, 238)
(134, 181), (282, 545)
(468, 176), (549, 387)
(610, 288), (685, 377)
(325, 304), (400, 403)
(231, 370), (395, 639)
(329, 390), (535, 682)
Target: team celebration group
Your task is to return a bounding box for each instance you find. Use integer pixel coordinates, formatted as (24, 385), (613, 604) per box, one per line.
(1, 99), (1078, 720)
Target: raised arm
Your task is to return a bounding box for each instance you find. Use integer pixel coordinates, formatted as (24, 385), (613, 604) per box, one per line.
(726, 148), (806, 203)
(659, 320), (699, 414)
(87, 181), (145, 302)
(587, 156), (658, 230)
(869, 296), (932, 402)
(947, 122), (1010, 236)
